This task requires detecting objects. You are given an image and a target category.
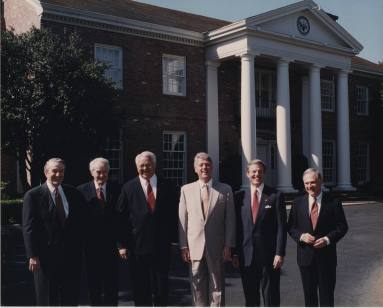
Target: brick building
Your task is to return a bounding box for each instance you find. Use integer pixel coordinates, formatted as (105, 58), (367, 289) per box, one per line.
(3, 0), (383, 193)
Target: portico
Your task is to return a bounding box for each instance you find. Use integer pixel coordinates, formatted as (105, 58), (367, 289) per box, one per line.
(204, 0), (362, 191)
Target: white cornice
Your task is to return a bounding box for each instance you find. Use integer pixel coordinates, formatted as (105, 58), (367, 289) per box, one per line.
(205, 0), (362, 55)
(41, 3), (204, 46)
(352, 64), (383, 77)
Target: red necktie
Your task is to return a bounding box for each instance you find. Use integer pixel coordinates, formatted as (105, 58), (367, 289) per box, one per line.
(54, 188), (66, 227)
(311, 197), (319, 230)
(147, 180), (156, 212)
(252, 189), (259, 224)
(96, 188), (106, 208)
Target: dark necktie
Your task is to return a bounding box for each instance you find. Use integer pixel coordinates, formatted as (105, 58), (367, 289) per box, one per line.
(54, 188), (66, 227)
(252, 189), (259, 224)
(96, 187), (106, 208)
(147, 180), (156, 212)
(311, 197), (319, 230)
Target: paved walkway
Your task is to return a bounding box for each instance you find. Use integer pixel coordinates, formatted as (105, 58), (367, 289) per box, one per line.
(2, 202), (383, 306)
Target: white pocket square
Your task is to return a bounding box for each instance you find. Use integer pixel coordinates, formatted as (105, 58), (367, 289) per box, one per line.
(265, 205), (272, 209)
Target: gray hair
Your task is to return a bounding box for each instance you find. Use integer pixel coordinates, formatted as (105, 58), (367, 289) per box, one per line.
(302, 168), (322, 181)
(89, 157), (110, 172)
(44, 158), (65, 172)
(247, 159), (267, 172)
(135, 151), (157, 166)
(194, 152), (212, 168)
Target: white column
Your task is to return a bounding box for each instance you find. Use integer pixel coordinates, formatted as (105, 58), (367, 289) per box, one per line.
(240, 53), (257, 188)
(276, 59), (296, 192)
(309, 64), (323, 175)
(301, 76), (310, 159)
(206, 60), (220, 181)
(335, 70), (355, 190)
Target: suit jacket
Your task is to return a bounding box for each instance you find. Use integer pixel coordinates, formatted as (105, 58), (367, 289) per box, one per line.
(22, 183), (84, 273)
(116, 177), (178, 262)
(178, 180), (236, 261)
(235, 185), (287, 267)
(287, 193), (348, 267)
(77, 181), (120, 254)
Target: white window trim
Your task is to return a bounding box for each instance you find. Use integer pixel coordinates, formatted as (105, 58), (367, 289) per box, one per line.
(162, 131), (187, 185)
(322, 139), (336, 186)
(356, 85), (369, 116)
(104, 129), (123, 183)
(162, 54), (186, 96)
(356, 143), (370, 185)
(321, 78), (335, 112)
(94, 43), (123, 89)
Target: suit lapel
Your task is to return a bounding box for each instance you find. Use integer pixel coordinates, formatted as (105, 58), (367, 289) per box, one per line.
(192, 181), (205, 221)
(42, 183), (55, 213)
(135, 177), (149, 214)
(207, 182), (219, 220)
(302, 194), (314, 232)
(242, 188), (253, 228)
(316, 193), (328, 228)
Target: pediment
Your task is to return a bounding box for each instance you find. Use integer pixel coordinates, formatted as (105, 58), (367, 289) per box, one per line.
(245, 0), (362, 53)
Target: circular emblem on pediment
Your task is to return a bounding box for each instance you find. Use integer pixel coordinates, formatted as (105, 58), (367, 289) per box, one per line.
(297, 16), (310, 35)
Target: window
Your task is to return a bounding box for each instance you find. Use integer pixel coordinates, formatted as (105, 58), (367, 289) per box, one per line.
(356, 143), (370, 184)
(255, 69), (276, 118)
(356, 86), (369, 115)
(104, 135), (122, 182)
(95, 44), (123, 89)
(322, 140), (336, 185)
(321, 78), (335, 112)
(163, 132), (186, 186)
(162, 55), (186, 96)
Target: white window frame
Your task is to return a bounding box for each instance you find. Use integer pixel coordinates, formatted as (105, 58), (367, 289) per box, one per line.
(255, 69), (276, 118)
(356, 85), (369, 115)
(321, 78), (335, 112)
(162, 131), (186, 186)
(322, 140), (336, 185)
(104, 131), (123, 183)
(94, 43), (123, 89)
(162, 54), (186, 96)
(356, 143), (370, 184)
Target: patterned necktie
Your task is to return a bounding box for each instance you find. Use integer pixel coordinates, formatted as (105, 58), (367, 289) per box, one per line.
(201, 184), (209, 219)
(252, 189), (259, 224)
(54, 188), (66, 227)
(311, 197), (319, 230)
(147, 180), (156, 212)
(96, 187), (106, 208)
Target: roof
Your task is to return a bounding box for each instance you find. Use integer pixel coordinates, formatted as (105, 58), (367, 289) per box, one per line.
(41, 0), (230, 33)
(352, 56), (383, 76)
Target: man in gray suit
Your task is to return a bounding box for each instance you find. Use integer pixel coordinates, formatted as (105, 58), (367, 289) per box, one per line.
(179, 152), (236, 306)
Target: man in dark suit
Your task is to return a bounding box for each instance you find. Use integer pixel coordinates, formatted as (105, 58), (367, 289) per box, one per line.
(22, 158), (84, 306)
(77, 157), (120, 306)
(233, 159), (287, 306)
(116, 151), (178, 306)
(288, 168), (348, 306)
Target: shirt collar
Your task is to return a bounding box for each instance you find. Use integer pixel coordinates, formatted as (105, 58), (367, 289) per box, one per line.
(46, 181), (62, 194)
(309, 191), (323, 205)
(198, 179), (212, 189)
(251, 182), (264, 195)
(94, 182), (107, 191)
(139, 174), (157, 187)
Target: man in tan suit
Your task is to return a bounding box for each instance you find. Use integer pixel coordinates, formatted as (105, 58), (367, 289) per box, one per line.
(179, 152), (236, 306)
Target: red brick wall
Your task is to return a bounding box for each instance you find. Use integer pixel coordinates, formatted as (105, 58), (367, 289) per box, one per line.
(43, 21), (207, 183)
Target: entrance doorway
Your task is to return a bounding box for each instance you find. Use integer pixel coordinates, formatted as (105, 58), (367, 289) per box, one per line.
(257, 142), (277, 187)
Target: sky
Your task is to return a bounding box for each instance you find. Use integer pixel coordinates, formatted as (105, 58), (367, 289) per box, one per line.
(135, 0), (383, 64)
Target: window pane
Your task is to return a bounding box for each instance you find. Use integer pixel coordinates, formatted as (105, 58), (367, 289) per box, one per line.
(95, 44), (123, 89)
(163, 55), (186, 96)
(163, 132), (186, 186)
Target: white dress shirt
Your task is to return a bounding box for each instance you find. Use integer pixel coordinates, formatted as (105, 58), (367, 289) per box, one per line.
(139, 174), (157, 199)
(46, 182), (69, 217)
(94, 182), (107, 200)
(251, 182), (264, 205)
